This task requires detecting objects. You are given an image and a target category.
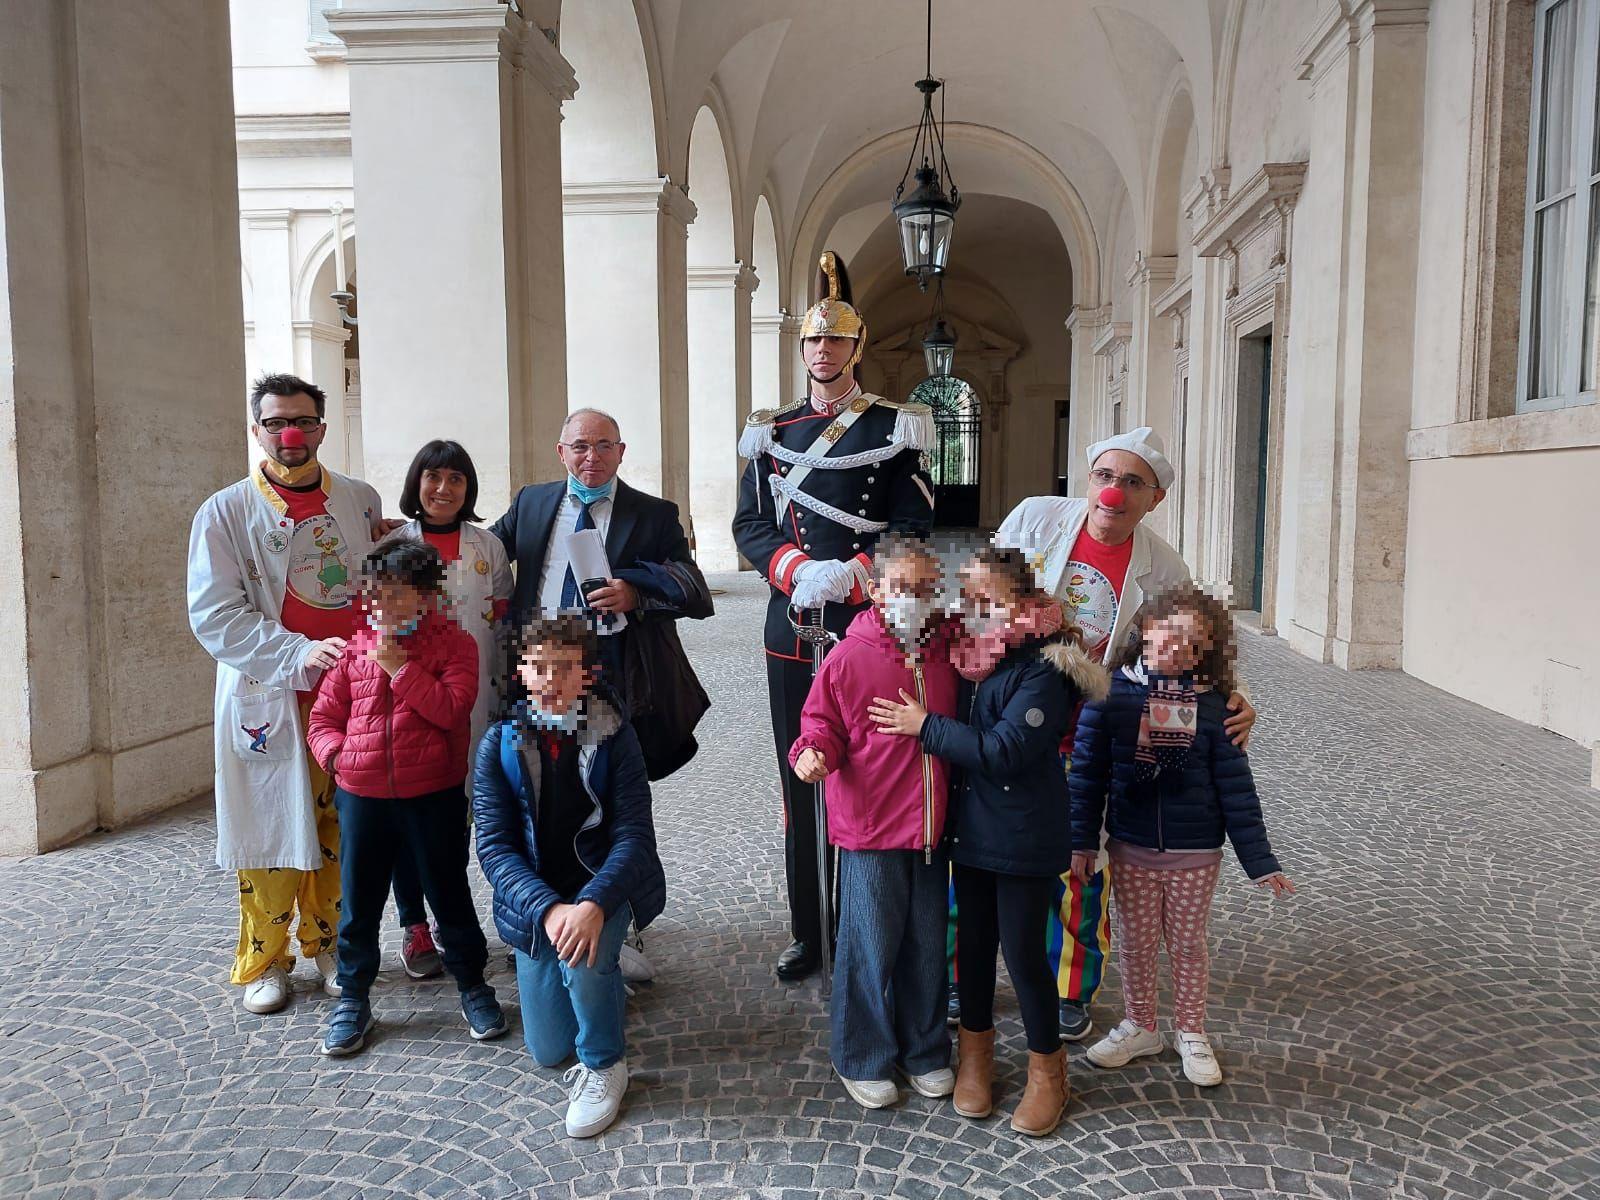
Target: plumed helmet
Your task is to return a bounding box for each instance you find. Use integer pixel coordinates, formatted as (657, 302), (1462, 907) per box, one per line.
(799, 251), (866, 371)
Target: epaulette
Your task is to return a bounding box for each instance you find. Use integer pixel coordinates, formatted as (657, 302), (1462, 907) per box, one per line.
(868, 393), (936, 451)
(739, 397), (809, 458)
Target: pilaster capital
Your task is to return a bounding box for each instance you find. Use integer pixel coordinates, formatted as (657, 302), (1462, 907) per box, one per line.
(1064, 303), (1113, 336)
(293, 319), (352, 346)
(242, 208), (294, 231)
(1126, 252), (1179, 291)
(1090, 322), (1133, 358)
(1295, 0), (1427, 84)
(687, 264), (746, 291)
(777, 313), (802, 336)
(509, 17), (578, 106)
(735, 263), (759, 295)
(751, 314), (788, 334)
(563, 178), (699, 228)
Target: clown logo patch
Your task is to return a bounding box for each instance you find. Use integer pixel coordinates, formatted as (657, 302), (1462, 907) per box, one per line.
(262, 529), (289, 555)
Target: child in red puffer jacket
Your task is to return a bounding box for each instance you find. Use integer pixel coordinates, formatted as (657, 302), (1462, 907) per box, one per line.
(307, 537), (505, 1057)
(788, 534), (960, 1110)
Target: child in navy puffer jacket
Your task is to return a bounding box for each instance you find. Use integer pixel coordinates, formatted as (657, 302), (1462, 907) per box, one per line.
(1068, 583), (1294, 1088)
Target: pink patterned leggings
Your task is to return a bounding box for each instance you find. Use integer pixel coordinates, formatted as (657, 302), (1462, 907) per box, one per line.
(1108, 858), (1221, 1033)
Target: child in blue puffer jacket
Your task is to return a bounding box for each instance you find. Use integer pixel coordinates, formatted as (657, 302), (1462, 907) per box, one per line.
(1069, 583), (1294, 1089)
(473, 614), (666, 1141)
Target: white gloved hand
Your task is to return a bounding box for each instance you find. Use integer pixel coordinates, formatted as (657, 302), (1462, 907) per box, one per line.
(790, 558), (857, 609)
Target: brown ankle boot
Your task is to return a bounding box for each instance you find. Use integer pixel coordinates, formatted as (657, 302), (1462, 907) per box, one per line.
(952, 1026), (995, 1118)
(1010, 1047), (1069, 1136)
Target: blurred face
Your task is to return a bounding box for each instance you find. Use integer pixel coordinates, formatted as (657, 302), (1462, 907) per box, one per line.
(1085, 449), (1165, 545)
(959, 561), (1020, 633)
(518, 642), (594, 714)
(557, 413), (625, 489)
(365, 578), (432, 635)
(253, 391), (326, 468)
(1143, 608), (1208, 675)
(802, 335), (855, 384)
(872, 552), (942, 645)
(419, 467), (468, 523)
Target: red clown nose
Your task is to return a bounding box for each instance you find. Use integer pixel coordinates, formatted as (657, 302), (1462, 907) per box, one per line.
(1098, 486), (1125, 510)
(277, 426), (307, 449)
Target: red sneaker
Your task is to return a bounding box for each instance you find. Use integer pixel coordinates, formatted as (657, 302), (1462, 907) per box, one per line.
(400, 922), (443, 979)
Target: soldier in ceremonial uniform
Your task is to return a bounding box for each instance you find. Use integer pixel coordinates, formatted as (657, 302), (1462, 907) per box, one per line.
(733, 251), (935, 982)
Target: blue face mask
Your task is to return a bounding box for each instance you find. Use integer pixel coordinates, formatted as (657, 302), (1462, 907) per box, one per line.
(567, 473), (612, 506)
(371, 613), (423, 637)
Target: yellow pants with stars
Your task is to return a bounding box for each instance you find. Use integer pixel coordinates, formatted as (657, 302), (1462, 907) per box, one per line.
(230, 711), (342, 986)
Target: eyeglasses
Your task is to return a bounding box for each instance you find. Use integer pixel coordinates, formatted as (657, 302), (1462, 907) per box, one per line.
(260, 417), (324, 434)
(561, 440), (621, 457)
(1089, 468), (1158, 494)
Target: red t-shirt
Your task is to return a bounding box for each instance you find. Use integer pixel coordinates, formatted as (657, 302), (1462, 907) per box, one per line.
(1062, 527), (1135, 659)
(421, 526), (462, 564)
(270, 479), (361, 653)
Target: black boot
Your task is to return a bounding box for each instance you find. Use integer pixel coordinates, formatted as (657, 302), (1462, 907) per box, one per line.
(775, 940), (819, 981)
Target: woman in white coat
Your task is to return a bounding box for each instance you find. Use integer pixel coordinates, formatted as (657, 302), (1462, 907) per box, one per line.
(388, 440), (513, 976)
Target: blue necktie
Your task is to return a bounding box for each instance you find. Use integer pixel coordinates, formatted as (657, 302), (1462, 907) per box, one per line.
(559, 499), (596, 610)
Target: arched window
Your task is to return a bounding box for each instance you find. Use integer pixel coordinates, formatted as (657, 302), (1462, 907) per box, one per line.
(910, 376), (981, 526)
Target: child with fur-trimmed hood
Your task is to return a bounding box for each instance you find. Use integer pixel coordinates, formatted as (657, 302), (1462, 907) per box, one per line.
(870, 545), (1108, 1139)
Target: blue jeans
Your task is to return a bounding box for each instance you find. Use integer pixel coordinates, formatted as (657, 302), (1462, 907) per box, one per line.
(831, 848), (951, 1081)
(515, 902), (632, 1070)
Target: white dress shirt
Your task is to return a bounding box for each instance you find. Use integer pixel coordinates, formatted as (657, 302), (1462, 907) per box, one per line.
(535, 480), (625, 635)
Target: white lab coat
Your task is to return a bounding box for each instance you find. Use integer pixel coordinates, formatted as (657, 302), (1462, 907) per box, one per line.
(187, 466), (382, 871)
(996, 495), (1192, 664)
(394, 519), (513, 750)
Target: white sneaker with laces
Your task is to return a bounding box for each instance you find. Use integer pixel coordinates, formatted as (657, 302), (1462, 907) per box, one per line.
(619, 942), (654, 984)
(837, 1072), (899, 1109)
(1176, 1031), (1223, 1086)
(563, 1060), (629, 1138)
(899, 1066), (955, 1099)
(242, 964), (291, 1014)
(1085, 1018), (1164, 1068)
(314, 952), (342, 998)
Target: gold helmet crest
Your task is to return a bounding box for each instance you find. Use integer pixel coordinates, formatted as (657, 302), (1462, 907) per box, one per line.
(799, 251), (866, 371)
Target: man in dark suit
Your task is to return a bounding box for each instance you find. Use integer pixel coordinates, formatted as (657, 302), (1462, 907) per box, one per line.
(490, 408), (712, 740)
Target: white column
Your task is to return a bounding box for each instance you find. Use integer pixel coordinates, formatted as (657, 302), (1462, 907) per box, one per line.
(1063, 304), (1111, 495)
(687, 263), (756, 571)
(562, 179), (696, 508)
(330, 2), (576, 518)
(0, 2), (243, 853)
(1127, 253), (1180, 541)
(781, 312), (805, 403)
(1291, 0), (1429, 668)
(752, 310), (785, 412)
(243, 210), (296, 374)
(293, 318), (353, 473)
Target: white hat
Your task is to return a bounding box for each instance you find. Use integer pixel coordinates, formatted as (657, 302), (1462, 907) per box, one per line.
(1087, 426), (1175, 489)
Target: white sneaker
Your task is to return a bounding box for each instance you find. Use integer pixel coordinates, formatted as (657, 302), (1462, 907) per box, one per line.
(837, 1072), (899, 1109)
(1176, 1031), (1223, 1086)
(242, 964), (290, 1014)
(314, 953), (342, 998)
(563, 1060), (629, 1138)
(1085, 1018), (1164, 1068)
(899, 1066), (955, 1099)
(619, 942), (654, 984)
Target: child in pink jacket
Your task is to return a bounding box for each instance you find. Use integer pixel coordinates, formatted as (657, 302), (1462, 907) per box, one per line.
(789, 534), (960, 1110)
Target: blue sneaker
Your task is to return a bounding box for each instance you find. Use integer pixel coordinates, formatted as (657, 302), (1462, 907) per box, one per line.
(321, 997), (374, 1057)
(461, 984), (508, 1041)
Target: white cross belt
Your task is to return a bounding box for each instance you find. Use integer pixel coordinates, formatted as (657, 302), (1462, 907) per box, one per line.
(768, 473), (890, 534)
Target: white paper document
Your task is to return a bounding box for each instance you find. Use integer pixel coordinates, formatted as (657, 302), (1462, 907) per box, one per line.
(566, 527), (613, 589)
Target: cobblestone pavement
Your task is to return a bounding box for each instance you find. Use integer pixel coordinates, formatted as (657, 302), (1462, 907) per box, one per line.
(3, 571), (1598, 1200)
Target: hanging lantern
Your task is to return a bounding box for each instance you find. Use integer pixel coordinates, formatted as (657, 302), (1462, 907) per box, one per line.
(922, 314), (957, 379)
(892, 3), (960, 289)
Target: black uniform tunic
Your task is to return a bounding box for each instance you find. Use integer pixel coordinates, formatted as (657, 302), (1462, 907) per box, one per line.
(731, 393), (934, 950)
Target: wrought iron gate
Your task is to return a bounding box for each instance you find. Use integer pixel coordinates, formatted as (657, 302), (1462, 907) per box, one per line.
(910, 376), (981, 527)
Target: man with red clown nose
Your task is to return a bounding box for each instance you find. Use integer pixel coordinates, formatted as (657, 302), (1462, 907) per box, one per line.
(991, 426), (1256, 1044)
(187, 373), (386, 1017)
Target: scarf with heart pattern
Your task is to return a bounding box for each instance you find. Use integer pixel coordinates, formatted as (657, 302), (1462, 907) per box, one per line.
(1127, 658), (1198, 780)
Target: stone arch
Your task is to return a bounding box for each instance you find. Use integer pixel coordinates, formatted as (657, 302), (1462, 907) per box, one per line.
(1147, 72), (1197, 258)
(750, 191), (789, 410)
(559, 0), (663, 182)
(789, 123), (1103, 316)
(686, 103), (749, 572)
